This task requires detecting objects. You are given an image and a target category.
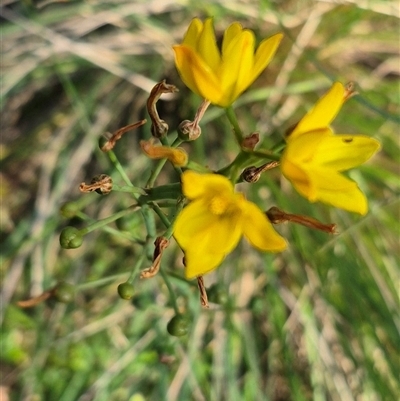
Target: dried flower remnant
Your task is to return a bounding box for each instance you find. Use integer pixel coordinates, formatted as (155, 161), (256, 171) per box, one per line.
(100, 120), (147, 152)
(178, 99), (210, 141)
(80, 174), (113, 195)
(266, 206), (337, 234)
(242, 161), (280, 183)
(241, 132), (260, 150)
(140, 139), (188, 167)
(140, 237), (170, 279)
(147, 80), (179, 138)
(197, 276), (209, 308)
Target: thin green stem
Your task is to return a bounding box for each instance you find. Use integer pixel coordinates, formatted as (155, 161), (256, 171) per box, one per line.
(225, 106), (244, 145)
(141, 205), (156, 238)
(77, 273), (129, 290)
(150, 203), (171, 228)
(146, 159), (168, 188)
(126, 252), (146, 284)
(145, 135), (183, 188)
(75, 211), (145, 244)
(139, 183), (181, 203)
(112, 184), (146, 195)
(107, 150), (135, 189)
(160, 269), (179, 315)
(79, 204), (139, 235)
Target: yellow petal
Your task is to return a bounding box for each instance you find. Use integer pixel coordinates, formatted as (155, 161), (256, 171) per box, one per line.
(241, 200), (287, 251)
(197, 18), (221, 71)
(280, 158), (315, 199)
(181, 171), (233, 200)
(182, 18), (203, 47)
(310, 168), (368, 215)
(173, 45), (222, 103)
(313, 134), (381, 171)
(283, 129), (329, 163)
(253, 33), (283, 79)
(222, 22), (243, 55)
(217, 30), (255, 106)
(228, 31), (256, 102)
(290, 82), (345, 138)
(184, 248), (226, 279)
(173, 200), (242, 279)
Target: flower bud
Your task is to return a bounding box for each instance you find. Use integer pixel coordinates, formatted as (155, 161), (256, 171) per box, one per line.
(117, 282), (134, 300)
(207, 284), (228, 304)
(167, 314), (190, 337)
(53, 281), (75, 303)
(98, 136), (109, 150)
(60, 201), (80, 218)
(59, 226), (83, 249)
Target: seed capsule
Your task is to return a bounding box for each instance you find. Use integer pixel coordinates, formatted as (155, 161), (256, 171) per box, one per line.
(167, 314), (190, 337)
(53, 281), (75, 303)
(59, 226), (83, 249)
(117, 282), (134, 300)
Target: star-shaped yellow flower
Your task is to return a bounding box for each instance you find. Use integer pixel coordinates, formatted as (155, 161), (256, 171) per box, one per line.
(280, 82), (381, 215)
(173, 18), (283, 108)
(173, 171), (287, 279)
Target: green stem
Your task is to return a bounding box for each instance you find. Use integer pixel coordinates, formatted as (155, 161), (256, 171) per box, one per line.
(141, 205), (156, 238)
(126, 252), (146, 284)
(186, 161), (212, 173)
(146, 159), (168, 188)
(146, 135), (183, 188)
(139, 183), (182, 203)
(225, 106), (244, 145)
(171, 137), (183, 147)
(75, 211), (145, 244)
(160, 269), (179, 315)
(251, 150), (281, 161)
(112, 184), (146, 195)
(79, 204), (139, 235)
(77, 273), (129, 290)
(107, 150), (135, 189)
(150, 203), (171, 228)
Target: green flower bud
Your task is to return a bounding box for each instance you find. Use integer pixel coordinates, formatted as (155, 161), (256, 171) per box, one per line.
(59, 201), (80, 218)
(167, 314), (190, 337)
(59, 226), (83, 249)
(53, 281), (75, 303)
(98, 136), (108, 150)
(207, 284), (228, 305)
(117, 282), (134, 300)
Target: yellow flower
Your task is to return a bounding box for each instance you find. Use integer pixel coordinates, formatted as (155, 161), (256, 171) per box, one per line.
(173, 171), (287, 279)
(281, 82), (381, 215)
(173, 18), (283, 108)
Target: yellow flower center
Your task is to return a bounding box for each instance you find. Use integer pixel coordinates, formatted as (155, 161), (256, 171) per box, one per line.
(209, 195), (229, 215)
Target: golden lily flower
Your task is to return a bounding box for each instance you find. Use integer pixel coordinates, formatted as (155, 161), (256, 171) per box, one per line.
(281, 82), (381, 215)
(173, 18), (283, 108)
(173, 171), (287, 279)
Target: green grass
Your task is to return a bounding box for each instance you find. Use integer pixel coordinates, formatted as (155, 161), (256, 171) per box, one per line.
(1, 1), (399, 400)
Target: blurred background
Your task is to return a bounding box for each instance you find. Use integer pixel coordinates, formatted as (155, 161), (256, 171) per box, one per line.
(1, 1), (399, 400)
